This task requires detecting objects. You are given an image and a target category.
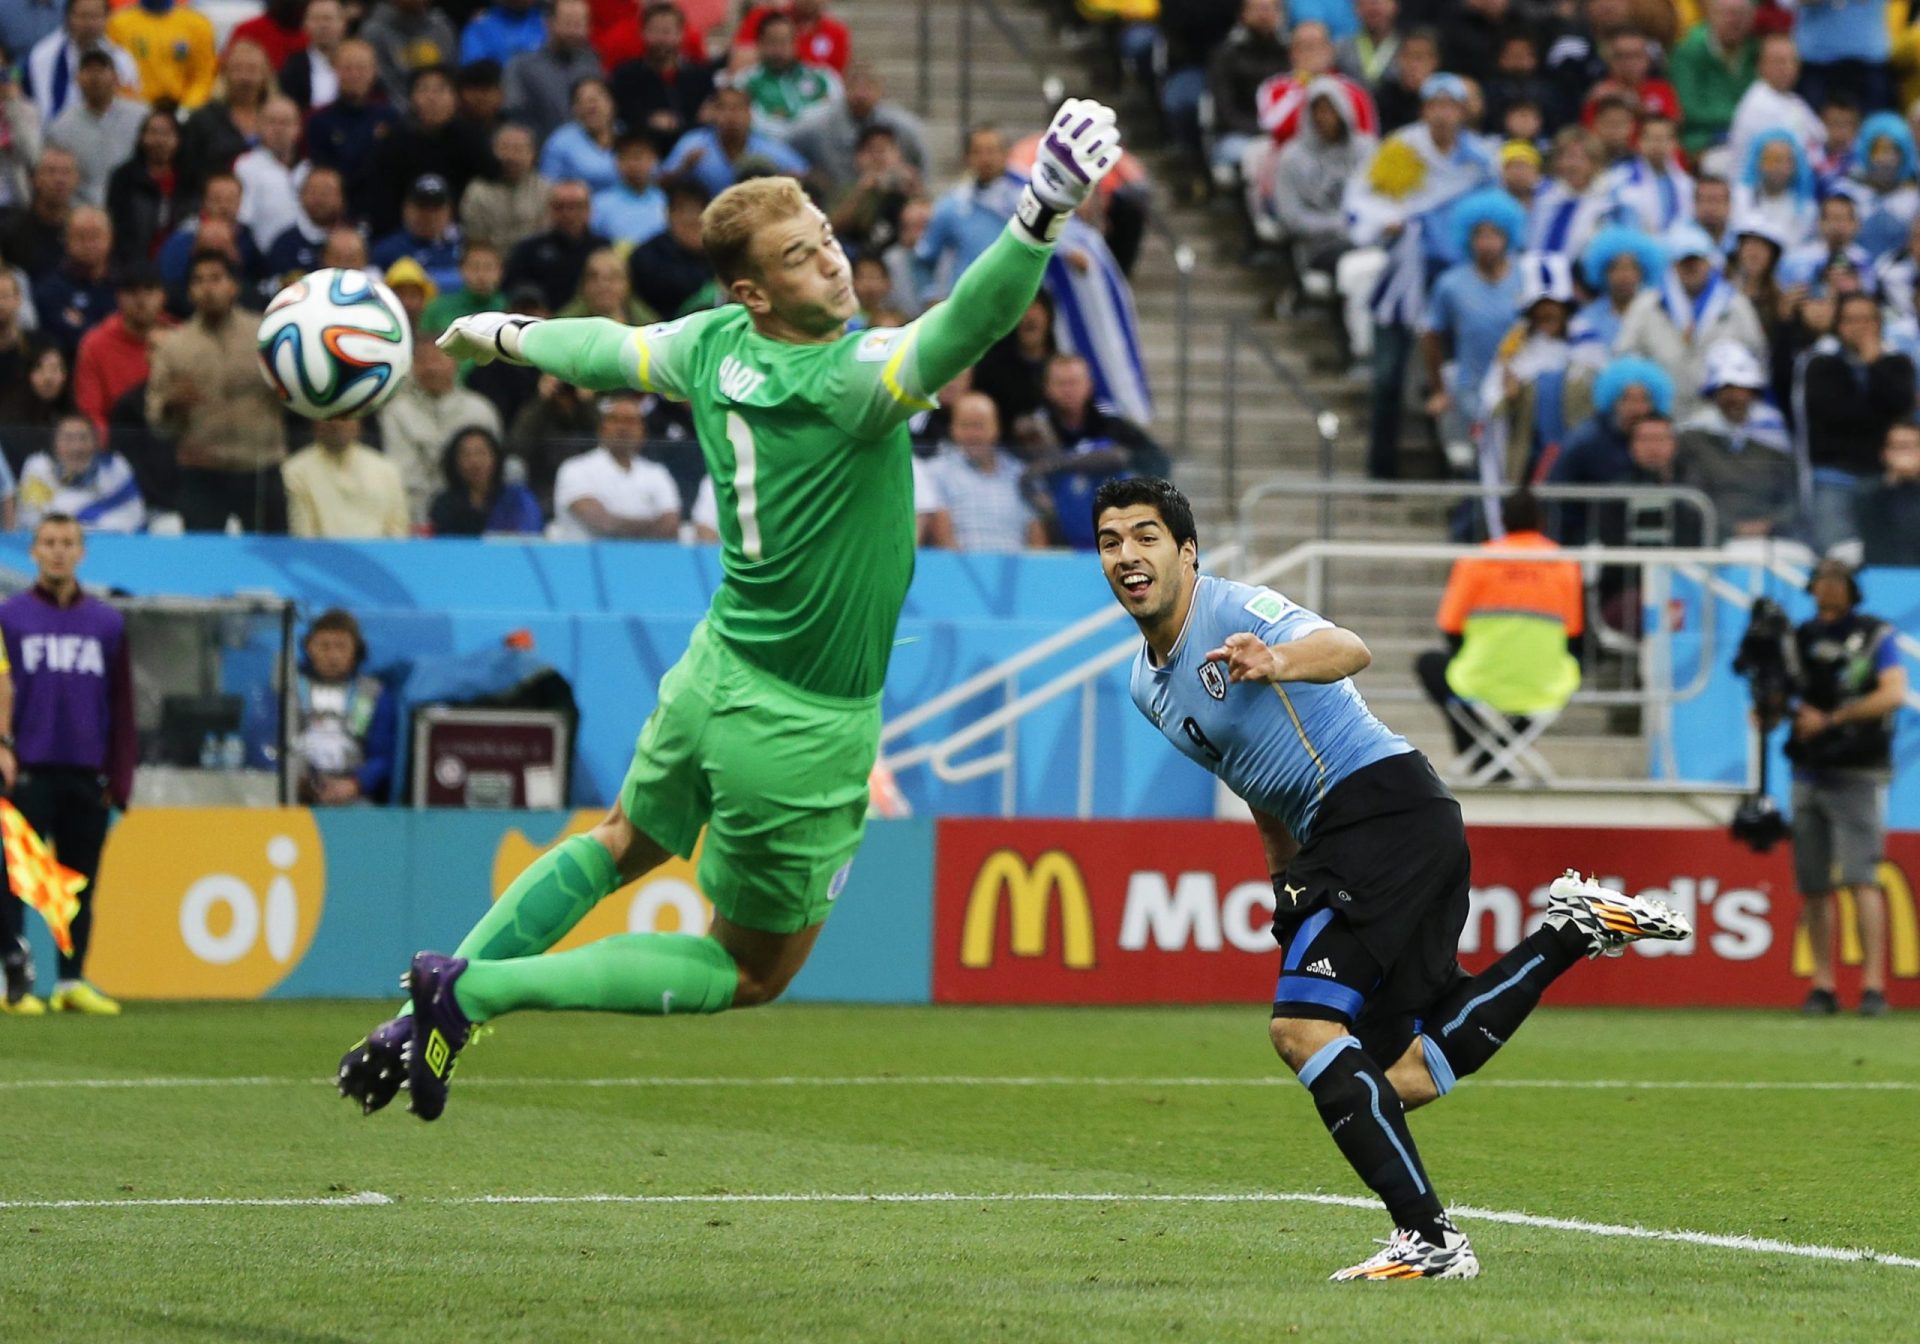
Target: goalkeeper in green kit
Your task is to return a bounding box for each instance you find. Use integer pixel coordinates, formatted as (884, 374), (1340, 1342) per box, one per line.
(336, 100), (1125, 1122)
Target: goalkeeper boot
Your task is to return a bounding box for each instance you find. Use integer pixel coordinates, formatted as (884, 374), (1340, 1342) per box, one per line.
(336, 1016), (413, 1115)
(49, 981), (121, 1015)
(404, 952), (473, 1122)
(1330, 1214), (1480, 1281)
(1545, 870), (1692, 959)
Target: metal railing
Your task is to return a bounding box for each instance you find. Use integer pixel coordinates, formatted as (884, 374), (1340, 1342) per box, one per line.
(1221, 321), (1343, 518)
(879, 540), (1798, 815)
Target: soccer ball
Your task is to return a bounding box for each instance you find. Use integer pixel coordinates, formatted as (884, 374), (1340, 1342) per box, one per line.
(256, 268), (414, 420)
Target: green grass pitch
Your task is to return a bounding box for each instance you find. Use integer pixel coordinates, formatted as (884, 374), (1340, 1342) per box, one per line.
(1, 1003), (1915, 1343)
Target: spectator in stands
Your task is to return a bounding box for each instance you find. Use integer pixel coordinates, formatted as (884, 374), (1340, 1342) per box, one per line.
(291, 608), (396, 807)
(464, 281), (547, 424)
(1814, 94), (1863, 189)
(824, 124), (919, 257)
(1255, 21), (1375, 153)
(503, 0), (598, 143)
(1482, 32), (1552, 143)
(1694, 174), (1736, 256)
(1442, 0), (1519, 90)
(626, 179), (712, 318)
(306, 40), (402, 227)
(913, 124), (1016, 302)
(1348, 73), (1496, 478)
(735, 0), (850, 73)
(73, 261), (165, 434)
(609, 3), (717, 156)
(786, 61), (928, 196)
(320, 226), (372, 278)
(1779, 194), (1871, 294)
(282, 415), (409, 539)
(659, 84), (806, 199)
(1615, 224), (1766, 419)
(428, 424), (542, 536)
(1048, 194), (1151, 427)
(1582, 28), (1678, 127)
(1203, 0), (1287, 194)
(735, 12), (840, 132)
(422, 240), (506, 338)
(33, 203), (113, 354)
(539, 78), (619, 195)
(0, 267), (32, 406)
(156, 173), (260, 302)
(1150, 0), (1238, 188)
(0, 448), (16, 524)
(1478, 253), (1577, 489)
(462, 0), (544, 66)
(227, 0), (308, 73)
(1371, 26), (1437, 134)
(1548, 354), (1670, 542)
(1416, 490), (1582, 771)
(1796, 292), (1917, 552)
(262, 167), (347, 293)
(369, 65), (498, 235)
(1, 142), (76, 279)
(372, 175), (465, 296)
(360, 0), (458, 104)
(973, 293), (1054, 431)
(0, 1), (61, 68)
(926, 392), (1045, 551)
(233, 96), (307, 255)
(106, 0), (215, 110)
(504, 178), (606, 311)
(1855, 420), (1920, 564)
(1875, 213), (1920, 321)
(106, 109), (199, 274)
(550, 389), (680, 540)
(1835, 113), (1920, 259)
(45, 49), (145, 209)
(1262, 77), (1374, 306)
(1604, 114), (1694, 237)
(1728, 214), (1787, 334)
(16, 412), (141, 531)
(1016, 353), (1167, 550)
(1674, 341), (1797, 541)
(21, 0), (137, 128)
(1796, 0), (1891, 115)
(1335, 0), (1401, 88)
(0, 343), (74, 472)
(1728, 38), (1821, 186)
(456, 58), (506, 137)
(462, 122), (549, 252)
(378, 335), (501, 522)
(1527, 126), (1611, 261)
(179, 38), (274, 186)
(1585, 91), (1640, 170)
(280, 0), (346, 113)
(1422, 189), (1526, 474)
(1542, 0), (1636, 129)
(557, 245), (653, 323)
(147, 250), (284, 531)
(508, 368), (596, 508)
(1669, 0), (1757, 159)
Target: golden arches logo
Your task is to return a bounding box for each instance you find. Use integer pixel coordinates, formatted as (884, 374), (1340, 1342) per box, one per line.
(961, 849), (1095, 969)
(1791, 859), (1920, 978)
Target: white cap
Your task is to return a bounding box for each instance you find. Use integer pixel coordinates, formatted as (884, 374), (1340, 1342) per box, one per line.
(1518, 251), (1575, 310)
(1703, 340), (1767, 392)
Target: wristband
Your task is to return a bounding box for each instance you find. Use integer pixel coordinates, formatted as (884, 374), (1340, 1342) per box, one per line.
(1013, 186), (1068, 245)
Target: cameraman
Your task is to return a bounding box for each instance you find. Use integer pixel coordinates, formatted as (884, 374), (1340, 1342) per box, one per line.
(1787, 559), (1907, 1018)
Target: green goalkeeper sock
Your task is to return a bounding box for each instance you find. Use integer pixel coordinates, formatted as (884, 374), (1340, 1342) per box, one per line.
(454, 834), (621, 961)
(453, 933), (739, 1022)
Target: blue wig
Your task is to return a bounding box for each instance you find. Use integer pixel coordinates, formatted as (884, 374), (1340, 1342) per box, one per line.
(1581, 226), (1667, 292)
(1449, 187), (1529, 257)
(1857, 111), (1919, 184)
(1594, 355), (1674, 418)
(1741, 129), (1816, 202)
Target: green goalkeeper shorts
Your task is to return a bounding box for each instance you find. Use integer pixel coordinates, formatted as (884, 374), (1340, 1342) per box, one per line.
(619, 620), (881, 934)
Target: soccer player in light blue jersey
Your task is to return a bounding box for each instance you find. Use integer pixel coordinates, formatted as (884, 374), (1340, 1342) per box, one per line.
(1094, 478), (1692, 1281)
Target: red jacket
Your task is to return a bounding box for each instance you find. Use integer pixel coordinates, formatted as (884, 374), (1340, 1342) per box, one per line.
(1256, 72), (1376, 148)
(736, 3), (850, 72)
(73, 313), (169, 435)
(225, 12), (308, 69)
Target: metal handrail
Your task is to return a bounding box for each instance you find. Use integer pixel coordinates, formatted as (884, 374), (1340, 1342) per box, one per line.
(1223, 321), (1343, 519)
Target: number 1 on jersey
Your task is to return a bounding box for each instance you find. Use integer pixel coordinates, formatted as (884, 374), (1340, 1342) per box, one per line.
(725, 411), (764, 560)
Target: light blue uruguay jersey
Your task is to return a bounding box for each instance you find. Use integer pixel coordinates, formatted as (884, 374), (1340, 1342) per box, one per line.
(1128, 575), (1413, 843)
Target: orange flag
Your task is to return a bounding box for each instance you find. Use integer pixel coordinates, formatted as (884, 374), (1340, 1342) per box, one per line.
(0, 799), (86, 955)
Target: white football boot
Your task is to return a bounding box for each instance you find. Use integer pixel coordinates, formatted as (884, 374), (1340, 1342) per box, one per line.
(1546, 870), (1693, 959)
(1330, 1214), (1481, 1281)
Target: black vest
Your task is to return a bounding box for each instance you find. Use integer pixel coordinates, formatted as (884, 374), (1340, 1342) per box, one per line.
(1789, 611), (1896, 773)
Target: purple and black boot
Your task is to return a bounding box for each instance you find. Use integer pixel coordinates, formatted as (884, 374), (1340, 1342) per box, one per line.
(336, 1015), (413, 1115)
(404, 952), (473, 1122)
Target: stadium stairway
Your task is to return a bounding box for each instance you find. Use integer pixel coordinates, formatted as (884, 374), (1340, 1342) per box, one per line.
(837, 0), (1645, 781)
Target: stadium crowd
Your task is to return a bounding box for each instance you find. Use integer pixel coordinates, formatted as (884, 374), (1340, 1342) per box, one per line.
(0, 0), (1169, 551)
(1071, 0), (1920, 566)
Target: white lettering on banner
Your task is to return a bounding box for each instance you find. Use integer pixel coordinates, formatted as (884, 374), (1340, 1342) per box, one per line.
(1120, 872), (1222, 951)
(179, 837), (302, 965)
(21, 633), (105, 676)
(1465, 877), (1772, 961)
(1462, 886), (1524, 955)
(1710, 888), (1773, 960)
(1221, 881), (1277, 953)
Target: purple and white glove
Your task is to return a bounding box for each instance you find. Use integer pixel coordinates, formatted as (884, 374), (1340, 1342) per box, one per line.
(1015, 98), (1123, 246)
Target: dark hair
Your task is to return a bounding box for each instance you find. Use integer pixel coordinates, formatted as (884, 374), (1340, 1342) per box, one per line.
(1696, 174), (1731, 194)
(34, 511), (81, 539)
(568, 74), (611, 103)
(457, 58), (502, 89)
(1808, 558), (1863, 607)
(757, 10), (793, 32)
(459, 238), (501, 261)
(1500, 490), (1541, 534)
(188, 248), (239, 279)
(855, 123), (898, 152)
(305, 607), (367, 665)
(75, 48), (113, 70)
(1629, 413), (1673, 439)
(850, 252), (888, 274)
(407, 63), (454, 94)
(965, 123), (1003, 154)
(440, 424), (503, 495)
(1821, 91), (1861, 116)
(1091, 477), (1198, 551)
(1821, 192), (1858, 215)
(665, 179), (712, 211)
(642, 1), (684, 24)
(614, 130), (657, 155)
(1837, 290), (1880, 323)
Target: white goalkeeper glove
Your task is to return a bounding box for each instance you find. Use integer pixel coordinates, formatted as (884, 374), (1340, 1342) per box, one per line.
(1015, 98), (1123, 245)
(435, 312), (542, 366)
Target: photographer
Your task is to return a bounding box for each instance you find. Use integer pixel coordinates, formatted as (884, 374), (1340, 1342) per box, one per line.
(1785, 559), (1907, 1018)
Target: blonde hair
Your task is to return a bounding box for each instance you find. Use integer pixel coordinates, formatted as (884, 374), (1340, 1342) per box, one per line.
(701, 177), (811, 288)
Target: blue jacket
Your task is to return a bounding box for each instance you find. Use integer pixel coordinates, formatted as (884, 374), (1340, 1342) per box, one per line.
(371, 226), (465, 294)
(459, 6), (546, 65)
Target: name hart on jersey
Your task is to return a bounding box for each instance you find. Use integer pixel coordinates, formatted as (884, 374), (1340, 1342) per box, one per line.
(717, 356), (768, 403)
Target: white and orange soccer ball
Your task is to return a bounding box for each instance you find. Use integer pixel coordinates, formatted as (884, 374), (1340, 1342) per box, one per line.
(256, 268), (414, 420)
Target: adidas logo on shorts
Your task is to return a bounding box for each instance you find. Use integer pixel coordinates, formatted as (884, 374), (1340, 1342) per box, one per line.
(1304, 957), (1336, 978)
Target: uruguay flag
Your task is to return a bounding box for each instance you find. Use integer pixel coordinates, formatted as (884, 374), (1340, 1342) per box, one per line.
(1047, 214), (1154, 427)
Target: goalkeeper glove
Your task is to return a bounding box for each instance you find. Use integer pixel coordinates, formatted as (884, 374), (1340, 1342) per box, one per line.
(435, 312), (542, 366)
(1015, 98), (1123, 246)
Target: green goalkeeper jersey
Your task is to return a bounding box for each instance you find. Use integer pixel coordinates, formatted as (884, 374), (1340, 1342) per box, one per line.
(519, 226), (1053, 701)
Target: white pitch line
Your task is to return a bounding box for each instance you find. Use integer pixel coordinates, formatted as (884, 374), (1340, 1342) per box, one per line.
(0, 1188), (1912, 1270)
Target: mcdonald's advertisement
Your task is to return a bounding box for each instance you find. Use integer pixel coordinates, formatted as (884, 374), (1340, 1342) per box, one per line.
(933, 820), (1920, 1008)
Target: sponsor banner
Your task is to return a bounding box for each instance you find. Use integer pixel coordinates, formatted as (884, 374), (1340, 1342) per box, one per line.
(933, 820), (1920, 1008)
(62, 811), (932, 1002)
